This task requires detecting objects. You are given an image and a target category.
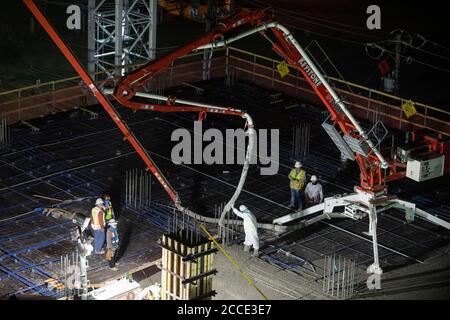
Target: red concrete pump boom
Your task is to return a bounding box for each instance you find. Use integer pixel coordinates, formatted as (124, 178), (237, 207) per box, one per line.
(23, 0), (447, 210)
(112, 8), (395, 192)
(23, 1), (450, 280)
(22, 1), (260, 209)
(22, 0), (181, 203)
(113, 9), (266, 108)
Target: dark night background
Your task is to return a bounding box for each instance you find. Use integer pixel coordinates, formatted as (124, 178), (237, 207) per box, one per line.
(1, 0), (449, 109)
(1, 1), (450, 301)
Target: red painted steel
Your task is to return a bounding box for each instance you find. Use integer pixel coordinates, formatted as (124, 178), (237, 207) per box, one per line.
(22, 0), (179, 203)
(22, 0), (449, 200)
(22, 1), (259, 204)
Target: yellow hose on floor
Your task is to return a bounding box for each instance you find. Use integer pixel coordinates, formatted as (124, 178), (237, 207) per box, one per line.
(200, 224), (269, 300)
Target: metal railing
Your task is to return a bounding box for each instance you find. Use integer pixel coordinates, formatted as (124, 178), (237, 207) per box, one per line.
(226, 47), (450, 135)
(228, 46), (450, 117)
(1, 46), (448, 135)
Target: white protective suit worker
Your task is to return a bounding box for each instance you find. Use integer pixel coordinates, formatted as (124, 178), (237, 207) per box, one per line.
(232, 205), (260, 257)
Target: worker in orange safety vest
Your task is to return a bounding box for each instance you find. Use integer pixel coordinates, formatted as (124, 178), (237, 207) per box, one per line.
(90, 198), (106, 254)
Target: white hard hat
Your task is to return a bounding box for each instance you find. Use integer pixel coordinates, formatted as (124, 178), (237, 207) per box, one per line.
(95, 198), (104, 206)
(239, 205), (247, 212)
(294, 161), (302, 168)
(108, 219), (117, 226)
(311, 175), (318, 182)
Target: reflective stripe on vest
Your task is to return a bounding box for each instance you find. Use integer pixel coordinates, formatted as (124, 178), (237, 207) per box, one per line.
(91, 206), (104, 230)
(289, 169), (306, 190)
(105, 202), (113, 221)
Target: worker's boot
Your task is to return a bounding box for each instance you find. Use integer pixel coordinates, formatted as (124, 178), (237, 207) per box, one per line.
(252, 249), (259, 258)
(243, 245), (251, 252)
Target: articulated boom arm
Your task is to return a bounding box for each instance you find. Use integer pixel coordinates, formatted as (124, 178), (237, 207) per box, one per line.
(107, 4), (392, 192)
(113, 9), (266, 110)
(112, 8), (390, 191)
(25, 0), (394, 216)
(23, 3), (450, 278)
(194, 15), (391, 191)
(23, 1), (259, 209)
(264, 24), (391, 190)
(22, 0), (181, 203)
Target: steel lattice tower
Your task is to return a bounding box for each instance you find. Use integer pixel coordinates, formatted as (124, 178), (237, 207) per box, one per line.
(87, 0), (157, 79)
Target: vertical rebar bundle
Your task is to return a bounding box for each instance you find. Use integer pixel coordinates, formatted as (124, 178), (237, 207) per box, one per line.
(60, 251), (88, 300)
(213, 202), (238, 247)
(372, 106), (379, 129)
(292, 123), (310, 159)
(167, 206), (195, 244)
(145, 77), (165, 96)
(0, 118), (10, 146)
(125, 168), (152, 210)
(225, 66), (236, 87)
(322, 254), (356, 300)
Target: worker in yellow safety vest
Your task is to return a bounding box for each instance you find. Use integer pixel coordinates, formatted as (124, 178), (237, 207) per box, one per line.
(103, 194), (115, 222)
(90, 198), (106, 254)
(288, 161), (306, 210)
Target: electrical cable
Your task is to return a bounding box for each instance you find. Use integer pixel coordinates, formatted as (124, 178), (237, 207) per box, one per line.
(385, 39), (450, 63)
(242, 0), (385, 41)
(243, 0), (450, 75)
(380, 46), (450, 74)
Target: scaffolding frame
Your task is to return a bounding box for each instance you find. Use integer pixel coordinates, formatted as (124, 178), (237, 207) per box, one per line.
(87, 0), (157, 79)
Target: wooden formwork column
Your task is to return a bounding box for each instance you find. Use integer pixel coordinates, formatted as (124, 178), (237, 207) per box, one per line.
(159, 230), (217, 300)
